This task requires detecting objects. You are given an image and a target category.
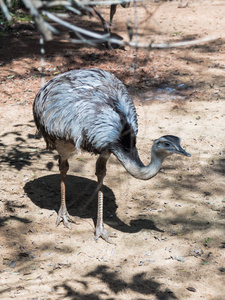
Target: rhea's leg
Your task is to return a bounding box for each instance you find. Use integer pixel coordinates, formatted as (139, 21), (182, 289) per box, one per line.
(110, 4), (117, 26)
(93, 8), (110, 34)
(95, 151), (111, 242)
(56, 157), (72, 229)
(92, 8), (113, 49)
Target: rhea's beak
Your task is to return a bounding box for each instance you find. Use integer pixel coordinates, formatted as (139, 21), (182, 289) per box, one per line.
(176, 145), (191, 157)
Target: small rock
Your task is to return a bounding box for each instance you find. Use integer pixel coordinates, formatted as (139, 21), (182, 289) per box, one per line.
(9, 260), (17, 268)
(165, 288), (173, 293)
(18, 252), (29, 258)
(187, 287), (196, 292)
(175, 256), (185, 262)
(178, 2), (188, 8)
(219, 267), (225, 273)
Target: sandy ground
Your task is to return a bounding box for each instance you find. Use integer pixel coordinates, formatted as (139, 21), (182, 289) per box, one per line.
(0, 1), (225, 299)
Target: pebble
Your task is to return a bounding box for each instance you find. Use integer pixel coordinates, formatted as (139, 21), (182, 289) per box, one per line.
(9, 260), (16, 268)
(219, 267), (225, 273)
(175, 256), (185, 262)
(187, 287), (196, 292)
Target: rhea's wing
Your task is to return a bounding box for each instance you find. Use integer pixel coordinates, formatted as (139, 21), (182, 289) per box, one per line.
(33, 69), (138, 153)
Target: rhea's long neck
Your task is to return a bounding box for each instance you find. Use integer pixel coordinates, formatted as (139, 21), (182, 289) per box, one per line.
(112, 146), (164, 180)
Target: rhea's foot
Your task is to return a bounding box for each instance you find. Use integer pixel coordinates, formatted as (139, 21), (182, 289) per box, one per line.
(56, 206), (79, 229)
(95, 224), (116, 244)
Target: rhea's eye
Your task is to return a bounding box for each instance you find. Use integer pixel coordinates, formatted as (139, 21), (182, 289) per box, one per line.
(164, 142), (170, 147)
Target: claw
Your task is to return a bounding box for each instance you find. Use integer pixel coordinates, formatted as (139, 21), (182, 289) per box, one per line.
(56, 212), (72, 229)
(56, 205), (79, 229)
(95, 225), (116, 244)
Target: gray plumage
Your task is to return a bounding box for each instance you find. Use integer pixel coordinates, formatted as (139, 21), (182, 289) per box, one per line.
(34, 69), (137, 154)
(33, 68), (190, 242)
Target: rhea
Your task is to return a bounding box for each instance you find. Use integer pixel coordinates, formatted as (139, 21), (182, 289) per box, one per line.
(33, 69), (190, 242)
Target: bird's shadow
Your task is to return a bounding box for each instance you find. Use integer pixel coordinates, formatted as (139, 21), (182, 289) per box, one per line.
(24, 175), (163, 235)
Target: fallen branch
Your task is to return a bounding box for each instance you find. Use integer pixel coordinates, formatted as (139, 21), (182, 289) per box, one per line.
(42, 10), (110, 41)
(0, 0), (220, 50)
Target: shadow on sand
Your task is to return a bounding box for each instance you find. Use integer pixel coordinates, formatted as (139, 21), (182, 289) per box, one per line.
(24, 174), (163, 235)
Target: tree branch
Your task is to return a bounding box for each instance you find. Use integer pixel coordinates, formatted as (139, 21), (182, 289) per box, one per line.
(0, 0), (12, 21)
(0, 0), (219, 50)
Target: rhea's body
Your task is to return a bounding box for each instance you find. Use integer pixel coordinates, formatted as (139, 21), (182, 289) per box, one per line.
(33, 69), (190, 242)
(34, 69), (137, 155)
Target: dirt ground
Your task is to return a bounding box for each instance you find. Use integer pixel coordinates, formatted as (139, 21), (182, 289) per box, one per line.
(0, 1), (225, 299)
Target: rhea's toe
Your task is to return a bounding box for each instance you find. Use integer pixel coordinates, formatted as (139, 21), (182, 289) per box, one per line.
(56, 209), (74, 229)
(95, 226), (116, 244)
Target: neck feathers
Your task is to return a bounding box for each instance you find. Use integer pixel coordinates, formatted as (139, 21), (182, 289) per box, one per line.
(112, 146), (164, 180)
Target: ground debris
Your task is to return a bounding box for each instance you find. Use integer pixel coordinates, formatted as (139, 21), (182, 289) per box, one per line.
(187, 287), (196, 292)
(218, 267), (225, 273)
(166, 256), (185, 262)
(9, 260), (17, 268)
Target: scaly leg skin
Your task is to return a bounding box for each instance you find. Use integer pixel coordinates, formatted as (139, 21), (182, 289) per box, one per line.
(56, 158), (73, 229)
(95, 152), (115, 244)
(95, 190), (111, 243)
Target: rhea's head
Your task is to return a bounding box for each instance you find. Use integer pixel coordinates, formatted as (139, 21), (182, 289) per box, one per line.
(152, 135), (191, 159)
